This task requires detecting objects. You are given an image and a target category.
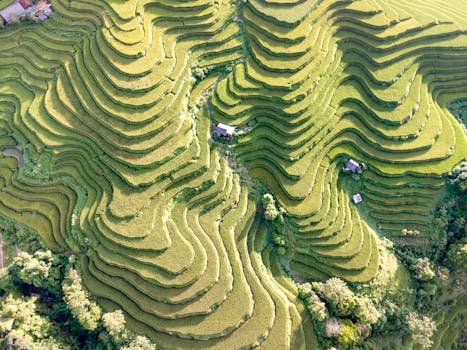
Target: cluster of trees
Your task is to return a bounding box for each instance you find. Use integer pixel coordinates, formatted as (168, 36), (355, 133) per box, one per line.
(298, 278), (382, 348)
(301, 162), (467, 349)
(0, 292), (66, 349)
(0, 214), (46, 255)
(395, 161), (466, 310)
(0, 215), (158, 349)
(444, 161), (467, 273)
(62, 267), (102, 332)
(0, 250), (158, 349)
(262, 194), (288, 255)
(447, 100), (467, 129)
(298, 277), (437, 349)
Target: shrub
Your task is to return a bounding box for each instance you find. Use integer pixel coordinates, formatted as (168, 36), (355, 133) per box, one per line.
(325, 318), (341, 337)
(449, 161), (467, 191)
(306, 292), (328, 321)
(262, 193), (288, 252)
(0, 214), (45, 253)
(319, 278), (357, 316)
(417, 282), (437, 297)
(62, 268), (102, 331)
(0, 294), (68, 349)
(4, 328), (35, 350)
(298, 282), (313, 300)
(401, 228), (421, 236)
(405, 312), (436, 349)
(436, 267), (449, 282)
(262, 194), (279, 221)
(337, 319), (359, 348)
(414, 258), (435, 281)
(8, 250), (63, 295)
(298, 283), (328, 321)
(121, 335), (157, 350)
(102, 309), (126, 339)
(277, 246), (287, 255)
(446, 243), (467, 271)
(191, 67), (210, 81)
(355, 297), (380, 325)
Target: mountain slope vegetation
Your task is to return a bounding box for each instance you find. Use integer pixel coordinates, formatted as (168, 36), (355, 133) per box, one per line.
(0, 0), (465, 349)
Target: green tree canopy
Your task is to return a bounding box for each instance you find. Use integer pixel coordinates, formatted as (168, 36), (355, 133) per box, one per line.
(318, 278), (357, 317)
(0, 294), (71, 350)
(120, 335), (157, 350)
(405, 311), (436, 349)
(62, 268), (102, 331)
(8, 250), (63, 295)
(414, 258), (435, 281)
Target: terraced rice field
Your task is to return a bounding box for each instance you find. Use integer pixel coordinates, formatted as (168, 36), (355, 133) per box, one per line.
(0, 0), (465, 348)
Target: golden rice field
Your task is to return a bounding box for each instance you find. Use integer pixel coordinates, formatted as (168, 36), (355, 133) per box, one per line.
(0, 0), (465, 348)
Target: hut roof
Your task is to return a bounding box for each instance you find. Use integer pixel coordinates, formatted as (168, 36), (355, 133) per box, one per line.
(352, 193), (363, 204)
(0, 2), (26, 24)
(346, 159), (360, 172)
(215, 123), (235, 136)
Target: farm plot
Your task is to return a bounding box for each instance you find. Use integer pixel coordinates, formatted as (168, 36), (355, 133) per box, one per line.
(0, 0), (465, 348)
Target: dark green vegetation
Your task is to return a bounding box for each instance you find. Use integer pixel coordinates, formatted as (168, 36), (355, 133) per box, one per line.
(447, 100), (467, 127)
(0, 0), (465, 349)
(295, 172), (467, 349)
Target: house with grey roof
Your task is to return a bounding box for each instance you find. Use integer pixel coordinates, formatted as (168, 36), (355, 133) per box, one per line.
(352, 193), (363, 204)
(0, 0), (52, 26)
(0, 1), (27, 24)
(345, 159), (363, 173)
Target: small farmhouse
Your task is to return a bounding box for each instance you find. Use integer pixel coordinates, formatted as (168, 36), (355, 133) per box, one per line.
(0, 1), (26, 24)
(352, 193), (363, 204)
(215, 123), (235, 137)
(345, 159), (362, 173)
(0, 0), (52, 26)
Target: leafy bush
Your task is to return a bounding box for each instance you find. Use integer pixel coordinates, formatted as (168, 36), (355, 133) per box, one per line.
(355, 297), (380, 325)
(306, 292), (328, 322)
(446, 242), (467, 271)
(262, 193), (288, 252)
(297, 282), (313, 300)
(120, 335), (157, 350)
(318, 278), (357, 317)
(0, 294), (70, 349)
(337, 319), (359, 348)
(414, 258), (435, 281)
(448, 161), (467, 191)
(62, 268), (102, 331)
(8, 250), (63, 296)
(325, 318), (341, 338)
(298, 283), (328, 320)
(0, 214), (45, 253)
(405, 312), (436, 349)
(262, 194), (279, 221)
(102, 309), (126, 340)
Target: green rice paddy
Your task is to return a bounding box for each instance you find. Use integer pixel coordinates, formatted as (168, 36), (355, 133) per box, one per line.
(0, 0), (465, 348)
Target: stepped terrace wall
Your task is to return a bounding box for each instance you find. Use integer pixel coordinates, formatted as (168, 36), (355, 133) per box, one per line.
(0, 0), (465, 348)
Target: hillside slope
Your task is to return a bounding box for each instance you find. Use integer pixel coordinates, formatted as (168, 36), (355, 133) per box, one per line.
(0, 0), (465, 348)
